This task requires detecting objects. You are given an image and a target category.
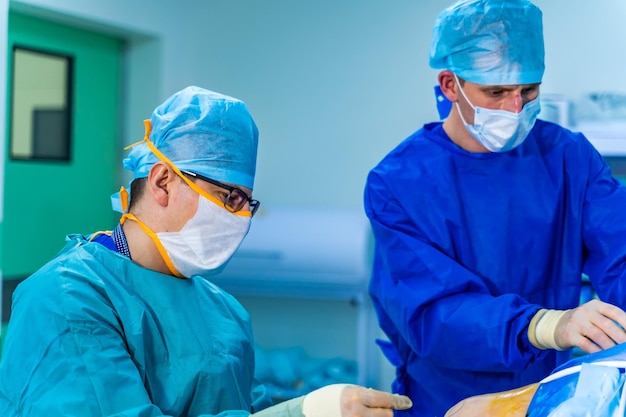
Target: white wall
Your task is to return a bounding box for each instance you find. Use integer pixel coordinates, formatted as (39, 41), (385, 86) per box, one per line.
(176, 1), (448, 210)
(537, 1), (626, 97)
(3, 0), (626, 211)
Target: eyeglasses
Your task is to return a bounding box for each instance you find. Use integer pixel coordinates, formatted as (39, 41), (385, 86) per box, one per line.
(182, 170), (260, 216)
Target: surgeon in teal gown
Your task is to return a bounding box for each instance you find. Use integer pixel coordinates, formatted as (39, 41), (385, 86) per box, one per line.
(364, 1), (626, 416)
(0, 87), (412, 417)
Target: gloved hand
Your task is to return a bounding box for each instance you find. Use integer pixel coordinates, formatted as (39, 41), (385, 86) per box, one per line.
(302, 383), (412, 417)
(529, 300), (626, 353)
(555, 299), (626, 353)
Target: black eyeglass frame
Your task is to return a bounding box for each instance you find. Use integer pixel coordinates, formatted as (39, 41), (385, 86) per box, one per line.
(182, 170), (260, 216)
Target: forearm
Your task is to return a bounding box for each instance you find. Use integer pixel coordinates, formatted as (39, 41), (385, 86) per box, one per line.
(381, 279), (543, 372)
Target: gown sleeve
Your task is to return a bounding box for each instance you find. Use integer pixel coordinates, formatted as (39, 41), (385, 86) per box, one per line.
(364, 170), (545, 373)
(0, 265), (265, 417)
(251, 397), (304, 417)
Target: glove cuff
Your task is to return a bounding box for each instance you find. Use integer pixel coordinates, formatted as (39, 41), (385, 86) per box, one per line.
(302, 384), (349, 417)
(529, 309), (568, 350)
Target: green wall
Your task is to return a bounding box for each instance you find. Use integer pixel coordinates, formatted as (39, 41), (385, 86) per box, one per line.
(1, 12), (121, 351)
(3, 12), (121, 278)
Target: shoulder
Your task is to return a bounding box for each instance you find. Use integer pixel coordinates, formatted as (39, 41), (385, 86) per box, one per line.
(386, 122), (445, 157)
(525, 120), (609, 177)
(531, 119), (597, 154)
(368, 123), (446, 180)
(12, 235), (127, 314)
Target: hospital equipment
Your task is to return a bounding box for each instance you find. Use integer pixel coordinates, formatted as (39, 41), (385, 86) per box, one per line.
(540, 94), (626, 156)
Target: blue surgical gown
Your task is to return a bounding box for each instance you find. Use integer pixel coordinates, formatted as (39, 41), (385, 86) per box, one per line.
(0, 234), (273, 416)
(363, 120), (626, 417)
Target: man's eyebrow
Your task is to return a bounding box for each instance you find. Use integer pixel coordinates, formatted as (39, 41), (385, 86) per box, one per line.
(479, 83), (541, 91)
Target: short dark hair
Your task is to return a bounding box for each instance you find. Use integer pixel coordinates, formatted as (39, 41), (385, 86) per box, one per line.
(128, 178), (147, 212)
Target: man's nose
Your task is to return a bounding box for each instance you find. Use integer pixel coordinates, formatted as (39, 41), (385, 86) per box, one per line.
(504, 93), (523, 113)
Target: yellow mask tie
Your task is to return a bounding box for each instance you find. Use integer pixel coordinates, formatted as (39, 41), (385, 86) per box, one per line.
(125, 120), (251, 216)
(120, 213), (185, 279)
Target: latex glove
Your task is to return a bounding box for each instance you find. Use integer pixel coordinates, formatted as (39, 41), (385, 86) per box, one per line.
(554, 300), (626, 353)
(444, 383), (538, 417)
(302, 384), (412, 417)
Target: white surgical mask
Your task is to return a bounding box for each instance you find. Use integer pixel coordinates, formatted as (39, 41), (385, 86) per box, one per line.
(122, 193), (251, 279)
(454, 75), (541, 152)
(156, 195), (251, 278)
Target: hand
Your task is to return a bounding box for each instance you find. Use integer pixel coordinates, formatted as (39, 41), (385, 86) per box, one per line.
(555, 299), (626, 353)
(303, 384), (412, 417)
(340, 385), (413, 417)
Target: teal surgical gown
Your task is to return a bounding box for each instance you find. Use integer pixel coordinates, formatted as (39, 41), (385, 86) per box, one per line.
(364, 120), (626, 417)
(0, 234), (273, 416)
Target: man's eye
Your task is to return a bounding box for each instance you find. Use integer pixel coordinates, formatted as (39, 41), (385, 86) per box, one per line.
(227, 194), (245, 206)
(215, 191), (230, 201)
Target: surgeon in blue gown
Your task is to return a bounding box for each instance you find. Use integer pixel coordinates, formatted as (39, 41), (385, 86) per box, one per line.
(0, 87), (412, 417)
(363, 1), (626, 416)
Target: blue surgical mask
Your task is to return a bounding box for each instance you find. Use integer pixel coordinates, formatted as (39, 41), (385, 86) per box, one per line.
(454, 75), (541, 152)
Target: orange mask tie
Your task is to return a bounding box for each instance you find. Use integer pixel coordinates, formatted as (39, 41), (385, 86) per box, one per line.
(120, 212), (185, 279)
(124, 120), (251, 217)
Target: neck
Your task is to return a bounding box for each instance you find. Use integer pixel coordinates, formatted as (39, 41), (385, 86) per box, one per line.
(442, 107), (490, 153)
(121, 216), (173, 276)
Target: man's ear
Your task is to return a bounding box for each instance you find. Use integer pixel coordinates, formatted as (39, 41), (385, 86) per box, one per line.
(147, 162), (175, 207)
(438, 70), (458, 102)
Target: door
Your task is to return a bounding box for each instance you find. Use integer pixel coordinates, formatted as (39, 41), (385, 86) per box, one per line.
(2, 11), (121, 349)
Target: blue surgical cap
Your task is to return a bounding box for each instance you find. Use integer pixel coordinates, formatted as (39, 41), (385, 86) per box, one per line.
(429, 0), (545, 85)
(125, 86), (258, 188)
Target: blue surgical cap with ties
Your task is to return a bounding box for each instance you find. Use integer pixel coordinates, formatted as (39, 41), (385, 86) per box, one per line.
(429, 0), (545, 86)
(112, 86), (258, 213)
